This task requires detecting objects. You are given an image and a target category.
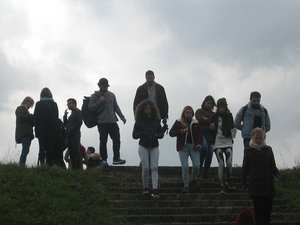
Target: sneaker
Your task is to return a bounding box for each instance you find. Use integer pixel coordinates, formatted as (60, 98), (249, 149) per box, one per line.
(113, 158), (126, 165)
(151, 189), (160, 199)
(100, 160), (109, 168)
(142, 187), (150, 195)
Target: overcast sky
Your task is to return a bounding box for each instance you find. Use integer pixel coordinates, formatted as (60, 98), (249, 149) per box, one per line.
(1, 0), (300, 169)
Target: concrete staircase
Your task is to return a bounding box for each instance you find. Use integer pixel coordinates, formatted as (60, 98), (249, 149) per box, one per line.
(102, 166), (300, 225)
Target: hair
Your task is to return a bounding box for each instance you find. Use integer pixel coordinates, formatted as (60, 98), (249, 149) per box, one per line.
(67, 98), (77, 107)
(201, 95), (216, 110)
(134, 99), (161, 121)
(180, 105), (194, 126)
(40, 87), (52, 98)
(251, 127), (265, 139)
(87, 146), (95, 153)
(21, 96), (34, 106)
(250, 91), (261, 99)
(145, 70), (154, 77)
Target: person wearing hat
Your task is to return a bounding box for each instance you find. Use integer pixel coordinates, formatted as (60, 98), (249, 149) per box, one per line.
(211, 97), (235, 193)
(89, 78), (127, 167)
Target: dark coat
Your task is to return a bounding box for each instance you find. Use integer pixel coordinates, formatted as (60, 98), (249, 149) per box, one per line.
(63, 108), (82, 137)
(132, 114), (164, 148)
(169, 120), (203, 151)
(133, 82), (168, 119)
(34, 99), (59, 138)
(211, 112), (234, 144)
(15, 105), (35, 143)
(242, 145), (279, 197)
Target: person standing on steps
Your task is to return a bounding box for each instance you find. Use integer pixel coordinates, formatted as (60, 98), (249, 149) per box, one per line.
(89, 78), (126, 167)
(15, 96), (35, 166)
(132, 99), (166, 198)
(195, 95), (215, 179)
(234, 91), (270, 149)
(133, 70), (169, 129)
(211, 98), (235, 194)
(242, 127), (279, 225)
(169, 106), (203, 193)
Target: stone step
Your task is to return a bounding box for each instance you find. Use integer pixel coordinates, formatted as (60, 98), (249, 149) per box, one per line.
(141, 222), (300, 225)
(116, 213), (300, 224)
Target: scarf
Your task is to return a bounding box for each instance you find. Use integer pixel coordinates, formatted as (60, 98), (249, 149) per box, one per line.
(249, 139), (266, 150)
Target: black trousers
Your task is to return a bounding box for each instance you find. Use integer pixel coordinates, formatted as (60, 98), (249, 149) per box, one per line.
(38, 136), (63, 167)
(251, 195), (273, 225)
(98, 123), (120, 161)
(67, 133), (82, 169)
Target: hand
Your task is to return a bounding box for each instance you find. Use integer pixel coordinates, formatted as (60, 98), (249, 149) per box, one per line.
(195, 144), (201, 150)
(122, 118), (126, 124)
(99, 95), (106, 102)
(64, 109), (68, 116)
(209, 123), (215, 129)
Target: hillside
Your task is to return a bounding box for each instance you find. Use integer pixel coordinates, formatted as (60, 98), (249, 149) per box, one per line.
(0, 164), (299, 225)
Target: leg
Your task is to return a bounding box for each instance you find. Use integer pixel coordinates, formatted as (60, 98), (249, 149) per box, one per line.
(139, 145), (150, 188)
(98, 124), (109, 161)
(19, 137), (31, 166)
(200, 136), (208, 170)
(224, 147), (233, 180)
(203, 142), (213, 177)
(68, 134), (83, 170)
(243, 138), (250, 150)
(38, 138), (46, 166)
(178, 146), (190, 188)
(189, 145), (200, 180)
(149, 147), (159, 190)
(251, 195), (266, 225)
(214, 148), (225, 186)
(109, 123), (121, 161)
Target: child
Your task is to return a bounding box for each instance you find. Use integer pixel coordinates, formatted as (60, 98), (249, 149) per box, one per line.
(211, 98), (235, 193)
(132, 99), (165, 199)
(169, 106), (203, 193)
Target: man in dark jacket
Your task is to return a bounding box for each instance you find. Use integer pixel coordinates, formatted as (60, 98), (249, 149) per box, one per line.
(133, 70), (169, 126)
(63, 98), (83, 169)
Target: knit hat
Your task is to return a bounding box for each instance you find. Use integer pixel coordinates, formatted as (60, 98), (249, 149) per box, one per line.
(217, 98), (227, 107)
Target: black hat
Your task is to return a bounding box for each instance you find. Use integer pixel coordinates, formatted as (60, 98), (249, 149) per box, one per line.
(98, 78), (110, 87)
(217, 98), (227, 107)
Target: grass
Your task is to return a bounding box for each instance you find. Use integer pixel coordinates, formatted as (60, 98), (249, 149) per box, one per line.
(276, 166), (300, 212)
(0, 164), (129, 225)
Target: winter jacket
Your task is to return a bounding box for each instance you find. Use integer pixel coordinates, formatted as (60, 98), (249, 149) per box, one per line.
(15, 105), (35, 143)
(89, 91), (125, 124)
(211, 112), (234, 144)
(242, 145), (279, 197)
(34, 98), (59, 138)
(234, 103), (270, 139)
(132, 114), (164, 148)
(133, 82), (168, 119)
(195, 108), (215, 143)
(169, 119), (203, 151)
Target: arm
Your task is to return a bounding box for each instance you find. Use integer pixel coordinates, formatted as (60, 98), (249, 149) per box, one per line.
(264, 108), (271, 133)
(113, 94), (126, 124)
(132, 121), (146, 139)
(234, 107), (244, 130)
(88, 93), (105, 113)
(169, 120), (183, 137)
(155, 121), (164, 139)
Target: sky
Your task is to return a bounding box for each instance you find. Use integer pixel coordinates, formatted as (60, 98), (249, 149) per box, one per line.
(1, 0), (300, 169)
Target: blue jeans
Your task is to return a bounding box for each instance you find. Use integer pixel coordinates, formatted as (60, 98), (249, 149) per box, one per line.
(138, 145), (159, 189)
(178, 144), (200, 188)
(19, 137), (31, 165)
(200, 136), (213, 176)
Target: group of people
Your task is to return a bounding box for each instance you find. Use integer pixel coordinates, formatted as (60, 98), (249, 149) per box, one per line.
(15, 70), (278, 225)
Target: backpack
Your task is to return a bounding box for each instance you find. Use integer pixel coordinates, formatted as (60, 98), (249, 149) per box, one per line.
(81, 96), (98, 128)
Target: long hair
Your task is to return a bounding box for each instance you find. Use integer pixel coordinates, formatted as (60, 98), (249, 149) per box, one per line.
(134, 99), (161, 121)
(40, 87), (52, 98)
(21, 96), (34, 106)
(201, 95), (215, 110)
(180, 105), (194, 127)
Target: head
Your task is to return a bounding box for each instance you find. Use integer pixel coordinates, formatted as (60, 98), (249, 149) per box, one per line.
(216, 98), (228, 114)
(87, 146), (95, 154)
(251, 127), (265, 146)
(201, 95), (215, 111)
(145, 70), (155, 86)
(98, 78), (110, 92)
(21, 96), (34, 109)
(181, 106), (194, 123)
(250, 91), (261, 109)
(40, 87), (52, 99)
(67, 98), (77, 110)
(135, 99), (161, 121)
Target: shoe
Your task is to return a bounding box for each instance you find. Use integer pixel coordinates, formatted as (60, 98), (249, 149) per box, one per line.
(219, 185), (226, 194)
(151, 189), (160, 199)
(142, 187), (150, 195)
(181, 187), (189, 193)
(113, 158), (126, 165)
(100, 160), (109, 168)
